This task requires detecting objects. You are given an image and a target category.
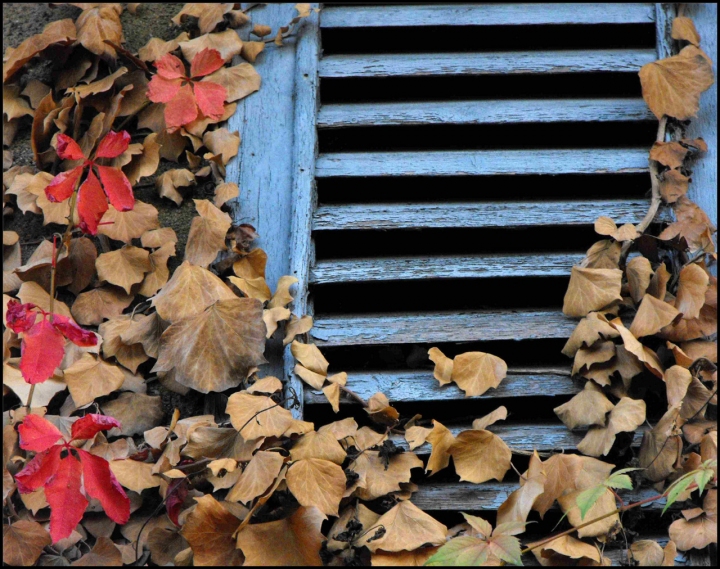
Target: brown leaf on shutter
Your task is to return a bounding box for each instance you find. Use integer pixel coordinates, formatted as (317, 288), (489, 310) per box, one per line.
(563, 266), (622, 317)
(639, 45), (715, 120)
(577, 397), (646, 457)
(629, 294), (681, 338)
(185, 199), (232, 268)
(659, 169), (690, 203)
(287, 458), (346, 516)
(96, 246), (151, 294)
(554, 381), (614, 430)
(650, 141), (689, 169)
(449, 429), (511, 484)
(626, 256), (653, 304)
(71, 285), (133, 326)
(671, 17), (701, 46)
(675, 264), (710, 320)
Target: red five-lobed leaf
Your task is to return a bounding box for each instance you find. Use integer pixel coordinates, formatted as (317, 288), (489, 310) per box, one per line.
(45, 452), (88, 544)
(14, 446), (62, 493)
(56, 133), (85, 161)
(95, 130), (131, 159)
(18, 414), (63, 452)
(95, 165), (135, 211)
(20, 319), (65, 385)
(77, 169), (109, 235)
(45, 165), (83, 203)
(156, 52), (186, 79)
(193, 81), (226, 118)
(51, 314), (98, 347)
(71, 414), (122, 441)
(78, 449), (131, 524)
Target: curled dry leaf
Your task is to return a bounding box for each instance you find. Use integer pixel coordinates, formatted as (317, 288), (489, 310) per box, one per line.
(226, 450), (284, 504)
(286, 458), (346, 516)
(151, 261), (236, 323)
(530, 534), (604, 566)
(99, 316), (148, 373)
(3, 19), (76, 82)
(153, 298), (266, 393)
(226, 392), (295, 439)
(472, 406), (508, 431)
(138, 242), (176, 297)
(452, 351), (507, 397)
(63, 353), (125, 407)
(578, 397), (646, 457)
(448, 430), (511, 484)
(554, 381), (614, 430)
(629, 294), (681, 338)
(263, 306), (290, 338)
(366, 392), (400, 426)
(428, 346), (453, 385)
(660, 169), (690, 203)
(185, 199), (232, 268)
(563, 266), (623, 317)
(284, 314), (313, 346)
(497, 451), (546, 532)
(268, 275), (298, 309)
(98, 201), (159, 243)
(561, 311), (619, 357)
(639, 45), (715, 120)
(3, 85), (34, 122)
(75, 4), (123, 59)
(180, 495), (244, 566)
(138, 31), (190, 62)
(351, 451), (422, 501)
(291, 340), (329, 375)
(71, 285), (133, 326)
(96, 246), (151, 294)
(156, 169), (196, 206)
(203, 128), (240, 165)
(610, 318), (664, 378)
(323, 383), (341, 413)
(668, 489), (716, 551)
(672, 16), (701, 46)
(639, 404), (684, 482)
(202, 63), (261, 103)
(626, 256), (653, 304)
(650, 140), (690, 169)
(425, 419), (456, 475)
(241, 41), (265, 63)
(594, 216), (638, 242)
(675, 263), (710, 320)
(180, 30), (244, 63)
(213, 181), (239, 208)
(141, 227), (178, 249)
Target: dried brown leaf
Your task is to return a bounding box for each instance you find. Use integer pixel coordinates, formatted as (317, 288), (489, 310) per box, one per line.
(563, 266), (622, 317)
(71, 285), (133, 326)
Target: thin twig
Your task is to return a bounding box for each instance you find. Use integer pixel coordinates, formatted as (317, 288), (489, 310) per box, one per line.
(340, 385), (369, 408)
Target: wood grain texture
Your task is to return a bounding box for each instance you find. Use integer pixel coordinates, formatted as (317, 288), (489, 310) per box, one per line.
(310, 310), (577, 347)
(389, 422), (647, 454)
(311, 253), (584, 284)
(304, 368), (578, 404)
(412, 481), (666, 512)
(282, 3), (321, 419)
(313, 200), (654, 231)
(684, 3), (717, 230)
(317, 99), (655, 128)
(320, 3), (656, 28)
(315, 148), (650, 177)
(319, 49), (657, 78)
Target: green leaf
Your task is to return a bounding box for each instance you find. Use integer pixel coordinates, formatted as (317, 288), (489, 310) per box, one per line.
(493, 521), (527, 537)
(605, 474), (633, 491)
(488, 534), (523, 566)
(576, 484), (606, 520)
(663, 473), (696, 515)
(425, 537), (489, 566)
(694, 467), (714, 494)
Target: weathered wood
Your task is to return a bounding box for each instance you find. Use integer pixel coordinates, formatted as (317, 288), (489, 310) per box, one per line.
(313, 200), (653, 231)
(684, 3), (717, 230)
(411, 481), (667, 512)
(315, 148), (650, 177)
(320, 3), (656, 28)
(317, 99), (655, 128)
(282, 4), (321, 419)
(319, 49), (657, 78)
(304, 368), (578, 404)
(389, 422), (647, 455)
(311, 310), (577, 347)
(311, 253), (584, 284)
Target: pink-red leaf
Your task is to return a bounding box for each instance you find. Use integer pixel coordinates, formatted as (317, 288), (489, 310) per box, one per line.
(164, 83), (198, 130)
(155, 53), (186, 79)
(166, 478), (189, 526)
(51, 314), (98, 347)
(20, 319), (65, 384)
(45, 453), (88, 543)
(147, 74), (182, 104)
(56, 133), (84, 161)
(95, 130), (131, 159)
(45, 165), (83, 203)
(190, 48), (225, 78)
(96, 165), (135, 212)
(77, 169), (109, 235)
(15, 446), (62, 493)
(78, 449), (130, 524)
(193, 81), (226, 119)
(6, 300), (38, 333)
(71, 414), (122, 441)
(18, 414), (63, 452)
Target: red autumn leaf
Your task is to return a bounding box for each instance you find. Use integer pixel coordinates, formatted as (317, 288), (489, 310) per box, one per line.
(190, 47), (225, 77)
(45, 452), (88, 543)
(5, 300), (37, 333)
(51, 314), (98, 347)
(96, 165), (135, 211)
(77, 169), (109, 235)
(43, 131), (135, 235)
(18, 414), (63, 452)
(56, 133), (84, 160)
(15, 414), (130, 542)
(148, 48), (227, 131)
(78, 449), (131, 524)
(95, 130), (131, 159)
(166, 477), (190, 526)
(71, 414), (122, 441)
(45, 165), (83, 203)
(20, 319), (65, 385)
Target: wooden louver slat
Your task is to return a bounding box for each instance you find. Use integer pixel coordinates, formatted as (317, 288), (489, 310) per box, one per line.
(320, 3), (656, 28)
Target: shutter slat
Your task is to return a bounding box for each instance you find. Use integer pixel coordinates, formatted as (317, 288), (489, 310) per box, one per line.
(319, 49), (656, 78)
(313, 200), (652, 231)
(318, 99), (655, 128)
(390, 423), (646, 454)
(315, 148), (649, 177)
(311, 253), (583, 284)
(311, 310), (576, 346)
(321, 4), (655, 28)
(412, 482), (665, 512)
(304, 368), (578, 404)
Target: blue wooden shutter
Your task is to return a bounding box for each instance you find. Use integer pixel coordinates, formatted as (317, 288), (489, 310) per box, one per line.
(228, 3), (716, 554)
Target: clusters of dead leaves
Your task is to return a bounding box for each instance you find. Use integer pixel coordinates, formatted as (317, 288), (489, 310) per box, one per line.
(2, 6), (718, 568)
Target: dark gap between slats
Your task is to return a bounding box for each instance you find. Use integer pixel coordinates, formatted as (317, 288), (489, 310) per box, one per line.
(321, 24), (655, 54)
(313, 226), (603, 259)
(316, 338), (570, 369)
(320, 73), (643, 103)
(311, 276), (568, 314)
(318, 121), (656, 152)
